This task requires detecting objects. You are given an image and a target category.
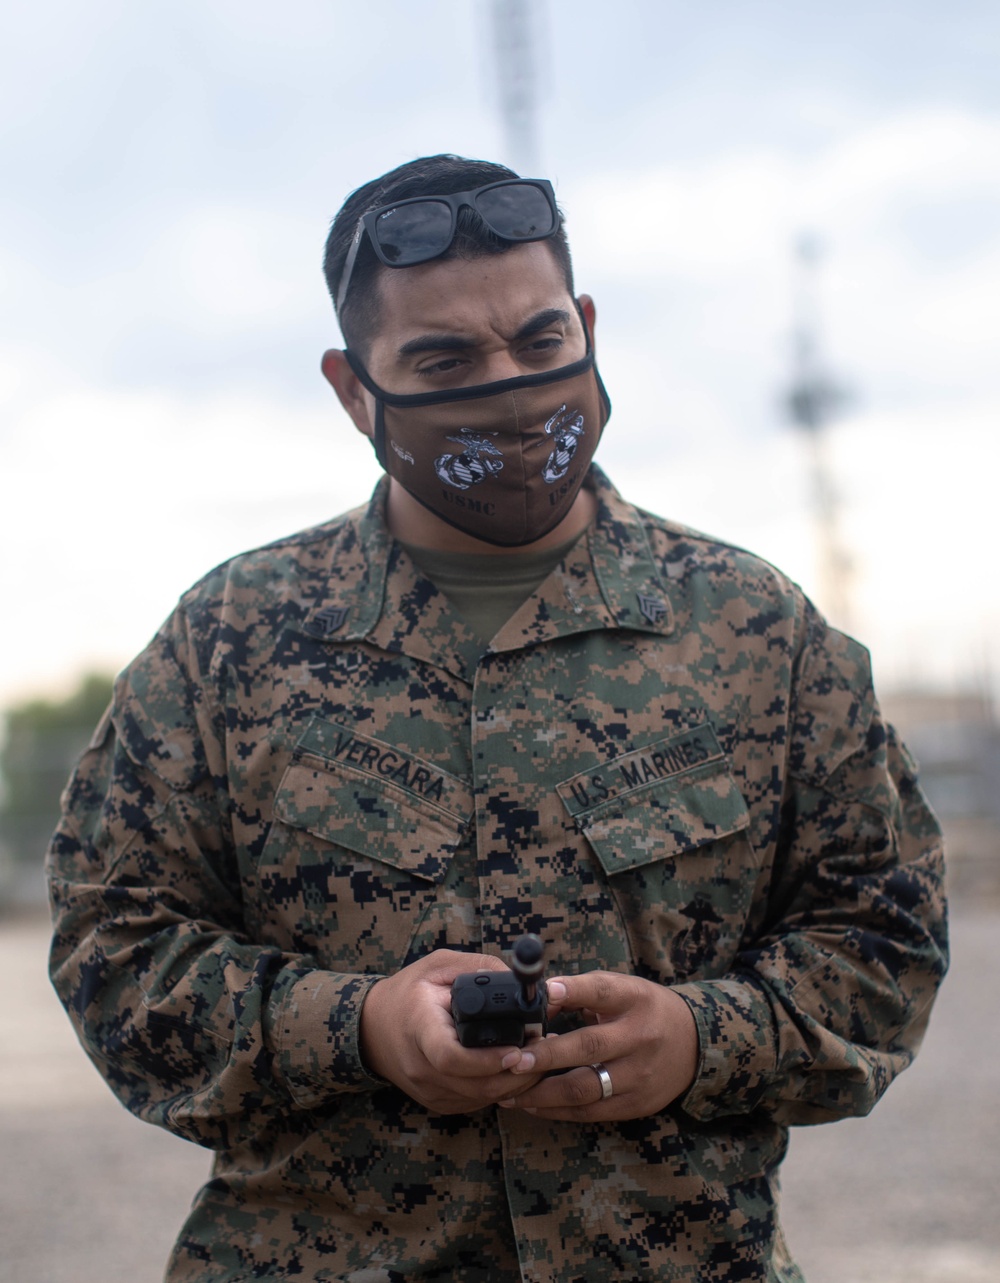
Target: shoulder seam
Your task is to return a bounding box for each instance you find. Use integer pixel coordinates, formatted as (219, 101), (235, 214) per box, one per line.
(176, 508), (362, 603)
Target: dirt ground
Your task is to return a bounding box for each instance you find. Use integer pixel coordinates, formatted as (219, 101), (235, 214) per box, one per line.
(2, 902), (997, 1283)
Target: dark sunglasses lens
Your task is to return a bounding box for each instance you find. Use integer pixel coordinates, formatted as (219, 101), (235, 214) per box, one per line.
(375, 200), (453, 264)
(476, 184), (555, 239)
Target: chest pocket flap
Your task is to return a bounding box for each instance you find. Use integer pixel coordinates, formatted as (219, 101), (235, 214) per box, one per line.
(274, 717), (473, 884)
(557, 722), (750, 876)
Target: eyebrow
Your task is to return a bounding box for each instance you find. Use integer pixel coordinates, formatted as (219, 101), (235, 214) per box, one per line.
(396, 308), (572, 360)
(513, 308), (571, 340)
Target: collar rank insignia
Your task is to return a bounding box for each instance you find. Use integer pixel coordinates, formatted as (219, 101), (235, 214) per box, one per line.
(310, 605), (350, 636)
(637, 593), (668, 626)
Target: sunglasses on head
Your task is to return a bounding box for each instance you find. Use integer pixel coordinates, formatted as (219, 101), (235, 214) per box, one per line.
(335, 178), (560, 315)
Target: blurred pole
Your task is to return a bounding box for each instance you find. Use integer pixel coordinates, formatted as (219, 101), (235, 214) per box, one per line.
(489, 0), (545, 175)
(785, 234), (855, 633)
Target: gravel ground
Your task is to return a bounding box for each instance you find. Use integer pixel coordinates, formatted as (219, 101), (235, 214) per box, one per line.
(2, 903), (997, 1283)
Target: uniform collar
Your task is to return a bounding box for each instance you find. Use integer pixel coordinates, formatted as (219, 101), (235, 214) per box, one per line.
(299, 466), (673, 682)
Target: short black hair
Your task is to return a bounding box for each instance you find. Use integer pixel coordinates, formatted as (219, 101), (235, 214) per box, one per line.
(323, 154), (575, 355)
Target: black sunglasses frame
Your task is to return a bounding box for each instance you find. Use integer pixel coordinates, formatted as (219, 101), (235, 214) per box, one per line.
(335, 178), (559, 315)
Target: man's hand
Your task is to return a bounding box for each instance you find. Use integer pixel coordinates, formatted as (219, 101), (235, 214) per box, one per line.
(496, 972), (699, 1122)
(359, 950), (547, 1114)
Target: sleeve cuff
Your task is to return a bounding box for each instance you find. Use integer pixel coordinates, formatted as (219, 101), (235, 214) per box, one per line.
(267, 970), (387, 1108)
(671, 977), (780, 1121)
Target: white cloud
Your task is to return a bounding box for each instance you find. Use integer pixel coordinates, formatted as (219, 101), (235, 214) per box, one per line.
(563, 103), (1000, 614)
(142, 205), (326, 334)
(810, 109), (1000, 213)
(565, 107), (1000, 403)
(605, 395), (1000, 694)
(3, 96), (999, 706)
(0, 362), (382, 703)
(567, 107), (1000, 280)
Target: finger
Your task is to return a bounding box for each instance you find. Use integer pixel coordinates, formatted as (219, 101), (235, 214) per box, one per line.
(499, 1064), (623, 1119)
(510, 1099), (622, 1123)
(437, 1070), (546, 1108)
(416, 1060), (549, 1114)
(504, 1014), (620, 1077)
(423, 1016), (553, 1085)
(428, 1030), (518, 1078)
(544, 979), (568, 1013)
(546, 971), (642, 1018)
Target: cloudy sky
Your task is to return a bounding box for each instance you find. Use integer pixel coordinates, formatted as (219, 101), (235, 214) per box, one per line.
(2, 0), (998, 706)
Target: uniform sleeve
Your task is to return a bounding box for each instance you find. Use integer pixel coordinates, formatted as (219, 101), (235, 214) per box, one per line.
(673, 610), (949, 1126)
(46, 605), (385, 1152)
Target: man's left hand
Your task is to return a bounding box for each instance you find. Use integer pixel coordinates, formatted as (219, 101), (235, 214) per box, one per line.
(497, 972), (699, 1121)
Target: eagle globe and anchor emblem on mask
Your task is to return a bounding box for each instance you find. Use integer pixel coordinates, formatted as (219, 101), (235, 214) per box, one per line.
(433, 429), (504, 489)
(433, 403), (586, 490)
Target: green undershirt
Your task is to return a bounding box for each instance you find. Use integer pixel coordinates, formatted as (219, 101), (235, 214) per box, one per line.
(400, 534), (582, 649)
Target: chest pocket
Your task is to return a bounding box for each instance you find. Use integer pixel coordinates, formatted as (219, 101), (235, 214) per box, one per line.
(254, 717), (473, 974)
(557, 723), (756, 982)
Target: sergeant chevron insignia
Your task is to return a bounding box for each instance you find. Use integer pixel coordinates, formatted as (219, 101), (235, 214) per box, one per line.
(310, 605), (350, 636)
(636, 592), (667, 625)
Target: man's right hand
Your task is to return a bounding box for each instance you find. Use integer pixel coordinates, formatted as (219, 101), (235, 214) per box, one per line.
(359, 950), (547, 1114)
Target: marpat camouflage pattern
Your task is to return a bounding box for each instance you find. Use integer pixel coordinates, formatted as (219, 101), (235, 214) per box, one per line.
(46, 467), (948, 1281)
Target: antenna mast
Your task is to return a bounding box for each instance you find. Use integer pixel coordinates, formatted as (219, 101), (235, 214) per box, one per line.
(489, 0), (543, 175)
(785, 234), (854, 631)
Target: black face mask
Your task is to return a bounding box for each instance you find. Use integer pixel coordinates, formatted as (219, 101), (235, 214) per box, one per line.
(345, 318), (612, 547)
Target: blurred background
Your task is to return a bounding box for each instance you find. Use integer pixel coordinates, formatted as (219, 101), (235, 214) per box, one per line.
(1, 2), (997, 1280)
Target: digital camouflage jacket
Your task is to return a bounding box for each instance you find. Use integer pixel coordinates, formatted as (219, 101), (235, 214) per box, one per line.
(47, 468), (948, 1282)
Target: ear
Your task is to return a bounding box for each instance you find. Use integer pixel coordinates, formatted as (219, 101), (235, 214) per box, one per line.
(577, 294), (597, 349)
(321, 349), (375, 440)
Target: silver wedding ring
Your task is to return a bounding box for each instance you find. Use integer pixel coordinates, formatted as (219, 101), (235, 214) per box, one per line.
(590, 1062), (613, 1100)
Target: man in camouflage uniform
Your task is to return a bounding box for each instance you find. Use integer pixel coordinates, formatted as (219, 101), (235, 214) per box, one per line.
(47, 155), (948, 1282)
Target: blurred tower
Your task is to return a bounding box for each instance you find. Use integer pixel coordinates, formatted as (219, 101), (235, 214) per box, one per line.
(488, 0), (544, 175)
(785, 234), (855, 631)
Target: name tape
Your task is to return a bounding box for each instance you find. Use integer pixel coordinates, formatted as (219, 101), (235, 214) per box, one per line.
(557, 723), (723, 818)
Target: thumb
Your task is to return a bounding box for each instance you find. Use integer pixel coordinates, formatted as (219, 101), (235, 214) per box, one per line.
(545, 971), (638, 1017)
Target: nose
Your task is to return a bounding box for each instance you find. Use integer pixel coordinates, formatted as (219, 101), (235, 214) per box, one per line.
(482, 350), (527, 383)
